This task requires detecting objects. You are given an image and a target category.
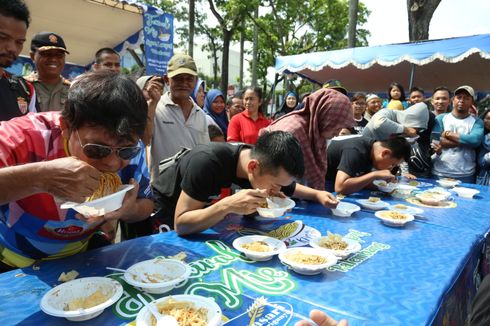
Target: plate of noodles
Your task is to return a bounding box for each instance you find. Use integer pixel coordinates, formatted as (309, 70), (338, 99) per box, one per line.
(60, 173), (133, 216)
(232, 235), (286, 261)
(136, 294), (222, 326)
(40, 277), (123, 321)
(375, 210), (414, 227)
(309, 232), (361, 259)
(278, 247), (338, 275)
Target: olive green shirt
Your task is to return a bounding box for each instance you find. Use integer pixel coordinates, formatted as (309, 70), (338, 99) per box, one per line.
(24, 72), (70, 112)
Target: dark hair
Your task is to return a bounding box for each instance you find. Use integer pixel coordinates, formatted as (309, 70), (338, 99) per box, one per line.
(0, 0), (30, 28)
(208, 124), (224, 139)
(379, 136), (411, 162)
(388, 82), (406, 102)
(433, 86), (451, 97)
(409, 86), (424, 95)
(252, 131), (304, 179)
(480, 108), (490, 134)
(351, 92), (366, 102)
(94, 48), (120, 63)
(62, 71), (147, 141)
(242, 86), (264, 114)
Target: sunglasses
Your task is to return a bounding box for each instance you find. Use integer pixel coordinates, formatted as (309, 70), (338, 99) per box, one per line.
(75, 130), (141, 160)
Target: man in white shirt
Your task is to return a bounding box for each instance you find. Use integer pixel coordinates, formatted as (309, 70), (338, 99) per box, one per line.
(148, 53), (209, 182)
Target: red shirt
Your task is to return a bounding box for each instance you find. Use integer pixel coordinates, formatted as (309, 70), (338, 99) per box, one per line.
(227, 110), (270, 144)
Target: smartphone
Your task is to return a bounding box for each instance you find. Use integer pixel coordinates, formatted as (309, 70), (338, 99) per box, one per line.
(431, 131), (441, 141)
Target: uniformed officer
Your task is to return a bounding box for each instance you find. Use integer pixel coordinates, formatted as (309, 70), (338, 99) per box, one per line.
(25, 31), (70, 112)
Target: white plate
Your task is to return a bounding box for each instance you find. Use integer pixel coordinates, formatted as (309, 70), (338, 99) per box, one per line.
(256, 197), (295, 218)
(309, 237), (361, 259)
(356, 199), (389, 210)
(331, 202), (361, 217)
(373, 180), (397, 193)
(40, 277), (123, 321)
(136, 294), (222, 326)
(452, 187), (480, 199)
(60, 184), (134, 216)
(436, 178), (461, 188)
(232, 235), (286, 261)
(375, 210), (414, 227)
(278, 247), (338, 275)
(388, 204), (424, 216)
(124, 258), (191, 294)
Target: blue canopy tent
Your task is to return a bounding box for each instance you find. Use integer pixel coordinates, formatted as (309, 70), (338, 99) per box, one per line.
(275, 34), (490, 93)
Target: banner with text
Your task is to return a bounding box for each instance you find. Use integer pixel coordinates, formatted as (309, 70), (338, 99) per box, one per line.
(143, 7), (173, 75)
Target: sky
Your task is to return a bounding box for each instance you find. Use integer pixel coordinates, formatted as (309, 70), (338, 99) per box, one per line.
(361, 0), (490, 46)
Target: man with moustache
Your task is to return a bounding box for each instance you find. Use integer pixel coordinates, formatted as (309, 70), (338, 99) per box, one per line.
(25, 32), (70, 112)
(363, 93), (382, 121)
(432, 85), (484, 183)
(0, 0), (37, 121)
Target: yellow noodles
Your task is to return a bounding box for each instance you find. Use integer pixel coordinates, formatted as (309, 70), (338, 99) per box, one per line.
(284, 252), (327, 265)
(153, 299), (208, 326)
(241, 241), (272, 252)
(65, 290), (108, 310)
(86, 173), (122, 201)
(318, 232), (348, 250)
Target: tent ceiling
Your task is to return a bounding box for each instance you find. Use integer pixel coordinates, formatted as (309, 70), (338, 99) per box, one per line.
(275, 34), (490, 93)
(23, 0), (144, 66)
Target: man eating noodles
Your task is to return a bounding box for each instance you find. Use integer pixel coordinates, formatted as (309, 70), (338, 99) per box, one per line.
(0, 71), (153, 271)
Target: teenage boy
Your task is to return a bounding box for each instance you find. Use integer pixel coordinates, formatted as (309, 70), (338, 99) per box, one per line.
(326, 136), (411, 194)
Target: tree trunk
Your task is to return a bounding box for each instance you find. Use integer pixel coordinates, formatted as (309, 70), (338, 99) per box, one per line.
(220, 29), (231, 94)
(188, 0), (195, 56)
(239, 20), (245, 89)
(407, 0), (441, 41)
(348, 0), (359, 48)
(251, 7), (259, 87)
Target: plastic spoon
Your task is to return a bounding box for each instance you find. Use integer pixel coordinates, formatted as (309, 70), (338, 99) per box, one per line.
(137, 294), (178, 326)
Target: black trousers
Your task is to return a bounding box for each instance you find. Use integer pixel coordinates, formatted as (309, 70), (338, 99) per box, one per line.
(470, 274), (490, 326)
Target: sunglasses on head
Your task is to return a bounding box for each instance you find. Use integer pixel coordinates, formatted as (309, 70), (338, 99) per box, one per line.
(75, 130), (141, 160)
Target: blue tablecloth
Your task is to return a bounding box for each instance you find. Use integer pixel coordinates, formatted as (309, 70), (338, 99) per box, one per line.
(1, 181), (490, 325)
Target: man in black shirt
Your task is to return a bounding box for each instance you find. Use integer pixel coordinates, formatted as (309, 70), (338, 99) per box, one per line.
(153, 131), (339, 235)
(326, 136), (411, 194)
(0, 0), (37, 121)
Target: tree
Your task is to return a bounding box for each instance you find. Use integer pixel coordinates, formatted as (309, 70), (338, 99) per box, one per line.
(407, 0), (441, 41)
(188, 0), (195, 56)
(348, 0), (359, 48)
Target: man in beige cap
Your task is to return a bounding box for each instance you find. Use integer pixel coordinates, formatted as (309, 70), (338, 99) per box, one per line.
(25, 32), (70, 111)
(148, 53), (209, 183)
(432, 85), (483, 183)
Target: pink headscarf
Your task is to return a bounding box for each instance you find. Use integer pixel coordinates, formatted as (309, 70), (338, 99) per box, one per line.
(261, 88), (354, 189)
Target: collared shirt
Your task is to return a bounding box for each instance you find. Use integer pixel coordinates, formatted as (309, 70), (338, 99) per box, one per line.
(0, 112), (152, 268)
(24, 72), (70, 112)
(149, 92), (210, 181)
(227, 110), (270, 144)
(0, 71), (37, 121)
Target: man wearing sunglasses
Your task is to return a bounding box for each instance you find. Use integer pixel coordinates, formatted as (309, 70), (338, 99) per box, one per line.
(0, 71), (153, 271)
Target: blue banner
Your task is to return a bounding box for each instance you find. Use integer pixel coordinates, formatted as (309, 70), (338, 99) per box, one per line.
(143, 7), (173, 76)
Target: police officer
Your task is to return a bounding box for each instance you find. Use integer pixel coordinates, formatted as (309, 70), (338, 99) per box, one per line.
(25, 31), (70, 111)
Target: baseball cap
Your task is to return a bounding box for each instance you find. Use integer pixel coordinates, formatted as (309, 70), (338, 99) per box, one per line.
(454, 85), (476, 102)
(366, 93), (381, 103)
(136, 75), (154, 90)
(31, 32), (69, 54)
(167, 53), (198, 78)
(323, 79), (347, 95)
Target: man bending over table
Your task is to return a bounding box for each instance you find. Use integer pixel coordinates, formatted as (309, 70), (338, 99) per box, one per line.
(152, 131), (339, 235)
(326, 136), (411, 195)
(0, 71), (153, 271)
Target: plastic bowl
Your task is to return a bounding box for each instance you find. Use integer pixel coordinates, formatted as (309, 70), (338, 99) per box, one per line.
(375, 210), (414, 227)
(278, 247), (338, 275)
(309, 237), (361, 259)
(40, 277), (123, 322)
(331, 202), (361, 217)
(232, 235), (286, 261)
(136, 294), (222, 326)
(415, 193), (447, 205)
(356, 198), (389, 211)
(373, 180), (397, 193)
(452, 187), (480, 199)
(60, 184), (134, 216)
(124, 258), (191, 294)
(437, 178), (461, 188)
(256, 197), (295, 218)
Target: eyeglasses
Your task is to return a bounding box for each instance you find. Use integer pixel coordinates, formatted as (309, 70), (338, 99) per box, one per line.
(75, 130), (141, 160)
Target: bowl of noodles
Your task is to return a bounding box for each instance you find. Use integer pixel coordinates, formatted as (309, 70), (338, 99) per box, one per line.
(232, 235), (286, 261)
(256, 197), (295, 218)
(373, 180), (398, 193)
(278, 247), (338, 275)
(309, 232), (361, 259)
(375, 210), (414, 227)
(40, 277), (123, 321)
(124, 258), (192, 294)
(60, 173), (133, 216)
(136, 294), (222, 326)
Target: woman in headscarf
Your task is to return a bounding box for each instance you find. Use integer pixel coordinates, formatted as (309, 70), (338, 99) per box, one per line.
(273, 91), (299, 120)
(477, 108), (490, 185)
(260, 88), (354, 190)
(191, 79), (206, 108)
(204, 89), (228, 137)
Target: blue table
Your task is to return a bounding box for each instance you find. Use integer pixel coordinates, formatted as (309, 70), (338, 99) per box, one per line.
(1, 181), (490, 325)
